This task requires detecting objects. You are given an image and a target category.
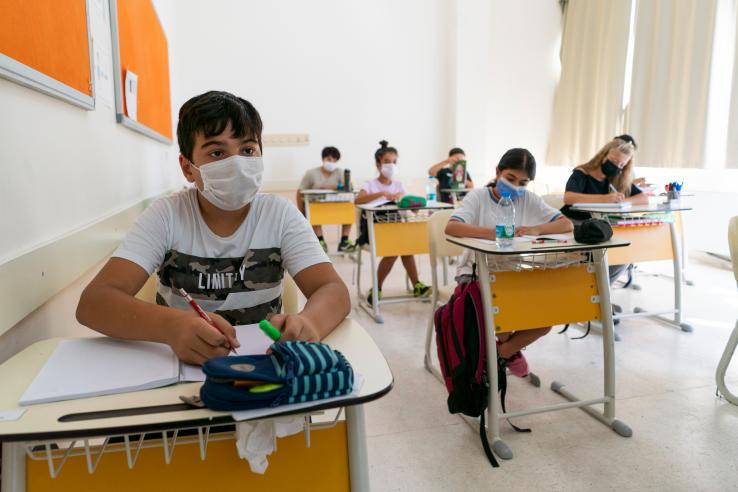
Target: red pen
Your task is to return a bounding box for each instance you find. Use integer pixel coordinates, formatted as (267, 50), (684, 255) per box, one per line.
(179, 288), (238, 355)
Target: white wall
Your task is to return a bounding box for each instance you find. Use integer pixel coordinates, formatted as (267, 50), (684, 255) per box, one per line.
(0, 0), (182, 265)
(168, 0), (456, 195)
(456, 0), (562, 186)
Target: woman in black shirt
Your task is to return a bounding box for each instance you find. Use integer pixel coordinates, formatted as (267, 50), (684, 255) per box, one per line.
(561, 135), (649, 287)
(561, 134), (649, 221)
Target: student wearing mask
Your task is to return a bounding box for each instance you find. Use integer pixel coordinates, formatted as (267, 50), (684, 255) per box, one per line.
(297, 146), (356, 253)
(561, 134), (648, 284)
(355, 140), (432, 304)
(77, 91), (350, 365)
(445, 148), (573, 377)
(427, 147), (475, 203)
(561, 135), (648, 221)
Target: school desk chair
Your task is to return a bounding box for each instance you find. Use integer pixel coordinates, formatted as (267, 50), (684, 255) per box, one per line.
(542, 193), (565, 211)
(716, 216), (738, 405)
(134, 272), (300, 315)
(423, 209), (464, 380)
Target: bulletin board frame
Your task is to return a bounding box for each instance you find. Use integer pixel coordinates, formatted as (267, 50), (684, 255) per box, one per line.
(0, 0), (96, 110)
(108, 0), (172, 144)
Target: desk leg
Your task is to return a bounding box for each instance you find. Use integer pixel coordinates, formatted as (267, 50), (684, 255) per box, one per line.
(670, 221), (693, 332)
(346, 405), (369, 492)
(303, 195), (311, 224)
(359, 211), (384, 323)
(1, 442), (25, 492)
(551, 249), (632, 437)
(475, 252), (512, 460)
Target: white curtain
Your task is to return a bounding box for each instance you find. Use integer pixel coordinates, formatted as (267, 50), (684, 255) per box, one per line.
(546, 0), (633, 166)
(727, 4), (738, 169)
(627, 0), (718, 168)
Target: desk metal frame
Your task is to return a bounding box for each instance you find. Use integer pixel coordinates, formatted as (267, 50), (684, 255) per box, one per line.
(301, 189), (356, 258)
(355, 203), (453, 323)
(444, 236), (633, 460)
(0, 319), (391, 492)
(578, 204), (694, 333)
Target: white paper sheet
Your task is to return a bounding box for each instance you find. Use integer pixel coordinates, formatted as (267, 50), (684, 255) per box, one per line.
(124, 70), (138, 120)
(19, 338), (179, 406)
(0, 409), (27, 422)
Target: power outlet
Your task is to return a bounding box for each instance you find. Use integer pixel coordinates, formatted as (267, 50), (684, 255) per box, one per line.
(262, 133), (310, 147)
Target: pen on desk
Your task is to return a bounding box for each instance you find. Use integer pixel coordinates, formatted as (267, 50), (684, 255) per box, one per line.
(178, 288), (238, 355)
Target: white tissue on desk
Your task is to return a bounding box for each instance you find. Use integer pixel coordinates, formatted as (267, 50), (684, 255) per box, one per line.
(235, 416), (304, 474)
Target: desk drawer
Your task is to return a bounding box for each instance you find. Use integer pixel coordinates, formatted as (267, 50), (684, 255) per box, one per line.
(309, 202), (355, 226)
(374, 222), (429, 256)
(609, 224), (673, 265)
(490, 265), (600, 333)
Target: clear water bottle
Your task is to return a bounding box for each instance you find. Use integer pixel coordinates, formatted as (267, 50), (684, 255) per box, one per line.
(495, 192), (515, 248)
(426, 176), (437, 202)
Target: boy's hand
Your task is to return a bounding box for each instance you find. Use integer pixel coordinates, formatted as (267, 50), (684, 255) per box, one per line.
(268, 313), (320, 342)
(166, 312), (239, 365)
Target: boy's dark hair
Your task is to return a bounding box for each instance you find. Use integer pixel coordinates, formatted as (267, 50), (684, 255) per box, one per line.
(322, 146), (341, 161)
(374, 140), (398, 164)
(449, 147), (465, 157)
(177, 91), (263, 162)
(498, 148), (537, 180)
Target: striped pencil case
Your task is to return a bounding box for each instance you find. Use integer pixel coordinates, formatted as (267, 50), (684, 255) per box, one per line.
(199, 340), (354, 411)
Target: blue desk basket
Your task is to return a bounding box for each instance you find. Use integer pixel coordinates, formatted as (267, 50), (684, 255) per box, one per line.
(200, 341), (354, 411)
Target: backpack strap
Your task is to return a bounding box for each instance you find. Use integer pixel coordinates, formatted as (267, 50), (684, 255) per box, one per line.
(570, 321), (592, 340)
(478, 410), (500, 468)
(497, 357), (532, 433)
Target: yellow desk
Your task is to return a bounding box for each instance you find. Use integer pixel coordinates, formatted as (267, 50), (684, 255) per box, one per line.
(0, 318), (392, 492)
(301, 189), (356, 226)
(441, 235), (632, 461)
(355, 202), (453, 323)
(575, 203), (694, 332)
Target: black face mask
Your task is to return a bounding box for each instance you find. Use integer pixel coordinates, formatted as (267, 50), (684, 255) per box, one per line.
(602, 160), (621, 178)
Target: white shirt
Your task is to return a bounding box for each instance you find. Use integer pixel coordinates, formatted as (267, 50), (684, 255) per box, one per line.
(450, 187), (562, 277)
(113, 188), (329, 324)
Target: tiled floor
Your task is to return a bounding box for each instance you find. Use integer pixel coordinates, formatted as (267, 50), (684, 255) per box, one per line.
(328, 244), (738, 492)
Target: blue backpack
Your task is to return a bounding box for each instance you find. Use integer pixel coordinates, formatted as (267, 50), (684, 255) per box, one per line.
(200, 341), (354, 411)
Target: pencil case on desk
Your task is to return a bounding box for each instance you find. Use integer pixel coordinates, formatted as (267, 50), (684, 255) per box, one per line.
(200, 340), (354, 411)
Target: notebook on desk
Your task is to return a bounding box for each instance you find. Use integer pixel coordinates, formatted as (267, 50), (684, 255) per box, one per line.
(19, 324), (272, 406)
(571, 202), (632, 210)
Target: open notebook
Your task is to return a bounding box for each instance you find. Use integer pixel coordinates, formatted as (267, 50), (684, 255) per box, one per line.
(19, 324), (272, 406)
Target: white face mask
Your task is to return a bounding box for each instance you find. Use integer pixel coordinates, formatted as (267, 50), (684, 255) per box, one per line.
(380, 163), (397, 179)
(323, 160), (337, 172)
(190, 155), (263, 211)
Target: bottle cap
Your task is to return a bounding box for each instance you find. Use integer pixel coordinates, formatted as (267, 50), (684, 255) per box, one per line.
(501, 191), (511, 198)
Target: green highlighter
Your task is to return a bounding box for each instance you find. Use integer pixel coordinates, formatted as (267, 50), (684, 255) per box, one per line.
(258, 319), (282, 342)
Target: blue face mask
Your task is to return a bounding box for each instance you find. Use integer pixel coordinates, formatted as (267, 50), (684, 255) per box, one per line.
(496, 176), (526, 200)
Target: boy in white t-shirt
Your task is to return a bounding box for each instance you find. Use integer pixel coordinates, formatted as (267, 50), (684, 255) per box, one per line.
(446, 148), (573, 378)
(76, 91), (350, 365)
(354, 140), (431, 304)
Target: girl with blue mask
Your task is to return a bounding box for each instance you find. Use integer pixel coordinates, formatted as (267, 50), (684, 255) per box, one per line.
(445, 148), (574, 378)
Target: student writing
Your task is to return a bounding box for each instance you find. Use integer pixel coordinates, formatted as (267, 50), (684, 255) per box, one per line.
(77, 91), (350, 365)
(445, 148), (573, 376)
